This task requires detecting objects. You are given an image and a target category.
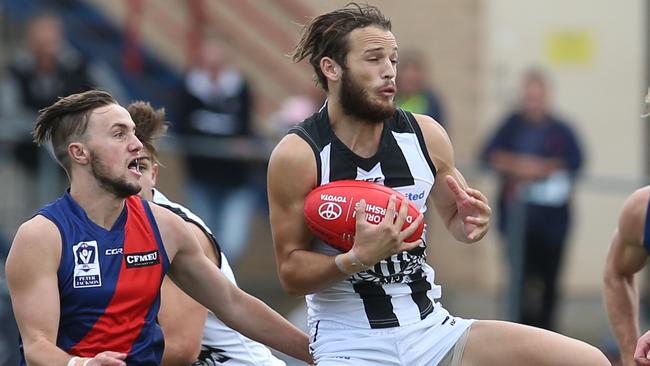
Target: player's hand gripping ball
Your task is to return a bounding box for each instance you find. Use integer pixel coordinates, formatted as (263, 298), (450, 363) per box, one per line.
(304, 180), (424, 252)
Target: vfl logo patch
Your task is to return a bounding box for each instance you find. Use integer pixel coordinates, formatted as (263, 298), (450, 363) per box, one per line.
(73, 241), (102, 288)
(125, 250), (160, 268)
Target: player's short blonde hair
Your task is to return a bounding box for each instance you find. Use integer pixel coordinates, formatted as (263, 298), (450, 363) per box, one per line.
(32, 90), (116, 173)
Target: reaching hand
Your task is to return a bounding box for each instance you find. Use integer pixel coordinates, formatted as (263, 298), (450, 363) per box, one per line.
(352, 195), (423, 266)
(635, 330), (650, 366)
(445, 175), (491, 242)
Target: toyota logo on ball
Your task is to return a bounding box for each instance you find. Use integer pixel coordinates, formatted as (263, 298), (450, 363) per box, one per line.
(318, 202), (342, 220)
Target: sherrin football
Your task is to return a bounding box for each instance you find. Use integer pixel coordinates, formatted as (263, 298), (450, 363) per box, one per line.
(304, 180), (424, 252)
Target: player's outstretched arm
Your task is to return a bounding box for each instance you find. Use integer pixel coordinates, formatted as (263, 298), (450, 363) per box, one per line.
(152, 205), (312, 364)
(604, 187), (650, 366)
(5, 216), (126, 366)
(415, 114), (491, 243)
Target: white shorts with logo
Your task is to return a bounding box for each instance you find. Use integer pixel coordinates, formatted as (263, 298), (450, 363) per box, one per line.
(309, 303), (474, 366)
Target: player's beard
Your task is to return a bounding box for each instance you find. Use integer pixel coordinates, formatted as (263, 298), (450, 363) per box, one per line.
(91, 154), (141, 198)
(340, 69), (395, 124)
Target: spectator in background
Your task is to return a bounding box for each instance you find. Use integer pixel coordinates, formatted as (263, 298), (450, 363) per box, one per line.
(481, 69), (584, 331)
(177, 39), (255, 267)
(395, 50), (446, 126)
(0, 13), (95, 174)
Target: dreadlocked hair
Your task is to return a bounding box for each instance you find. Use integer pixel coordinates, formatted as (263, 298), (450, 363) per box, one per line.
(289, 2), (391, 91)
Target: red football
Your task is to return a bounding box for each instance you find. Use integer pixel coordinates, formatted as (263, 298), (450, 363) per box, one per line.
(304, 180), (424, 252)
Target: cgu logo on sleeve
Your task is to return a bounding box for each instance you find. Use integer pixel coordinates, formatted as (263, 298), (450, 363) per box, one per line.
(125, 250), (160, 269)
(73, 241), (102, 288)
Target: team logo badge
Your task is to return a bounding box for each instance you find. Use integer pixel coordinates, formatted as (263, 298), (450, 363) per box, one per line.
(318, 202), (342, 220)
(73, 241), (102, 288)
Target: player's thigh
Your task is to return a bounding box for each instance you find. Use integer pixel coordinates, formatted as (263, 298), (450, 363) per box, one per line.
(460, 320), (609, 366)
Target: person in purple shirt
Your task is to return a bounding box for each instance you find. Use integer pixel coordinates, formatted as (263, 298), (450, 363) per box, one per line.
(481, 69), (584, 331)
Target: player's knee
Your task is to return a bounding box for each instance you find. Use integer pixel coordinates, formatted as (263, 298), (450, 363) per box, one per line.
(575, 342), (609, 366)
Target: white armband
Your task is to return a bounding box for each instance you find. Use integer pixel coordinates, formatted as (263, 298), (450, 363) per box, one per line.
(334, 248), (372, 275)
(67, 356), (91, 366)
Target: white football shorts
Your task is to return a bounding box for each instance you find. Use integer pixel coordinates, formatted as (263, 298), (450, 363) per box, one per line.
(309, 303), (474, 366)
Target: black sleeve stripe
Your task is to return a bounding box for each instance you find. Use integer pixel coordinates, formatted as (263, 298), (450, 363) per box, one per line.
(154, 203), (223, 268)
(289, 125), (322, 186)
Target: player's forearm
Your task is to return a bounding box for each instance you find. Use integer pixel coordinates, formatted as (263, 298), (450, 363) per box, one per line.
(604, 273), (640, 364)
(23, 338), (77, 366)
(223, 290), (312, 363)
(278, 249), (350, 296)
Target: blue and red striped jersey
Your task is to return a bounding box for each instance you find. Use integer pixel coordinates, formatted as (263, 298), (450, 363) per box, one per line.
(20, 191), (170, 365)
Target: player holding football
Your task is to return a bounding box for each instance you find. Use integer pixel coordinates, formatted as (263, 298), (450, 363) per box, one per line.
(267, 3), (609, 365)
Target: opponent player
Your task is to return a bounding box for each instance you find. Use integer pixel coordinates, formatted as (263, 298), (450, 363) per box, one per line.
(604, 184), (650, 366)
(268, 3), (609, 365)
(603, 88), (650, 366)
(127, 100), (286, 365)
(5, 90), (311, 365)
